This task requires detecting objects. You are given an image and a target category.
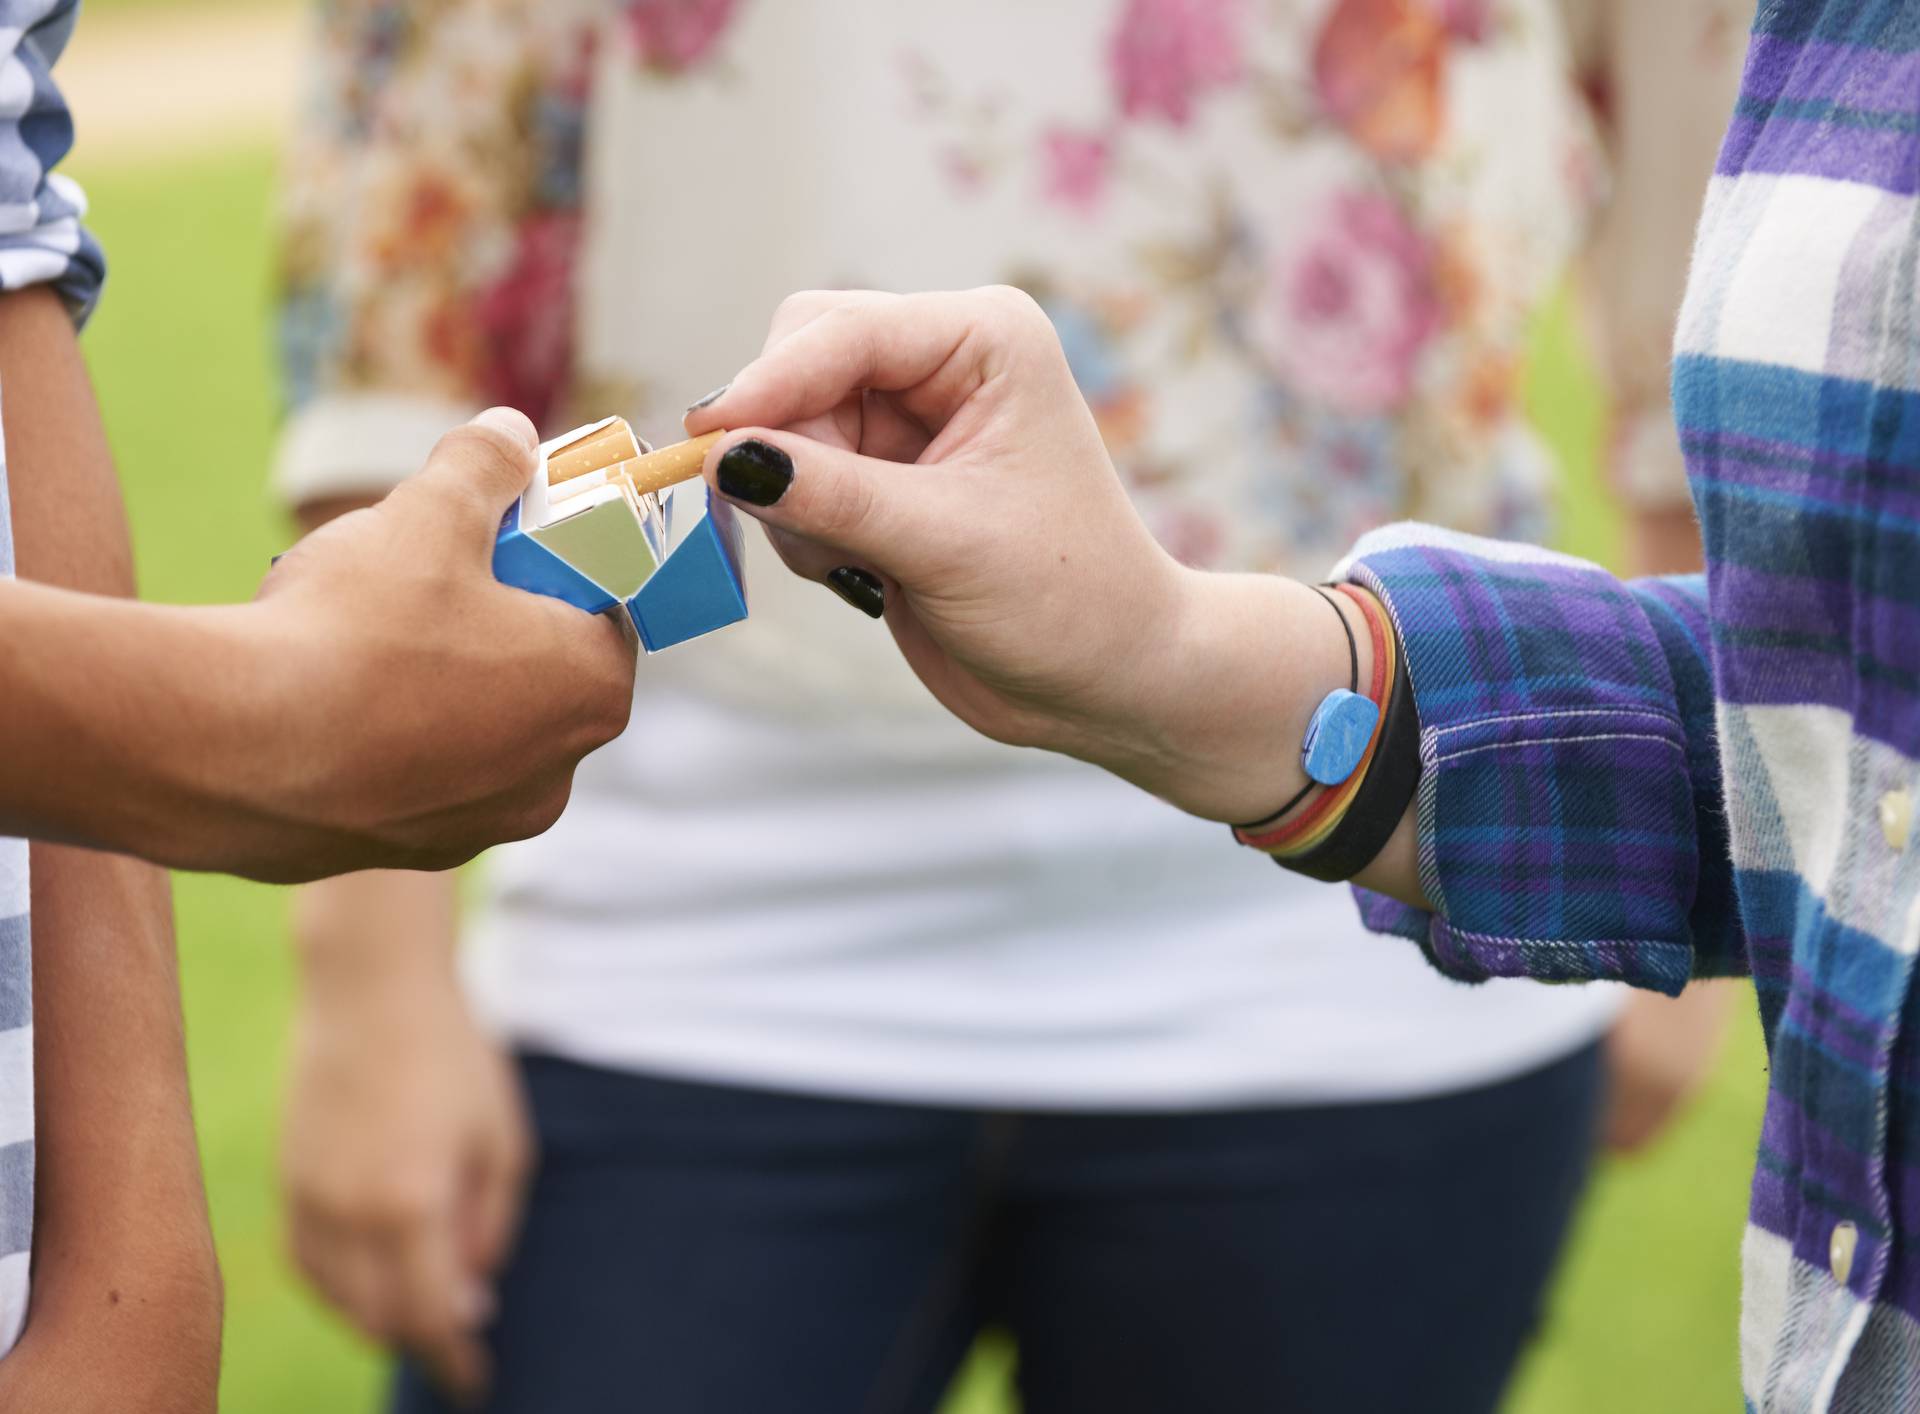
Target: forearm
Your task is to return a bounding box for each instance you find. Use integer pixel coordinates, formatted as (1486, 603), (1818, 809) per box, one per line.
(0, 572), (307, 849)
(0, 286), (289, 860)
(294, 869), (463, 1008)
(0, 287), (218, 1386)
(25, 849), (220, 1400)
(0, 582), (284, 852)
(1056, 542), (1716, 973)
(284, 505), (468, 1005)
(1582, 0), (1744, 573)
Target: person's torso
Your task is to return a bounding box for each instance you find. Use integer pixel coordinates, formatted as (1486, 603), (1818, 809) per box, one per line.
(0, 436), (31, 1362)
(1672, 2), (1920, 1405)
(468, 0), (1623, 1109)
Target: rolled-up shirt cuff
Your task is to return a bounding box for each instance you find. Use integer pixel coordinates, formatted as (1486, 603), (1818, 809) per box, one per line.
(0, 176), (103, 323)
(1330, 523), (1709, 997)
(273, 391), (480, 507)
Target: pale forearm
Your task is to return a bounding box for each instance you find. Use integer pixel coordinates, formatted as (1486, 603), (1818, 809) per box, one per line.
(1582, 0), (1743, 573)
(294, 868), (463, 1005)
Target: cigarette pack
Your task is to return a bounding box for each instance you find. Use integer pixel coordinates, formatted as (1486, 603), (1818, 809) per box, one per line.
(492, 417), (748, 652)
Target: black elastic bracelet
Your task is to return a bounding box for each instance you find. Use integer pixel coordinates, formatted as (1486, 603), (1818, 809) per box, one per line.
(1279, 620), (1421, 884)
(1232, 587), (1358, 833)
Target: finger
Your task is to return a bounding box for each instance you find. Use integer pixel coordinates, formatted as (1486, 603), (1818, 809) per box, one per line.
(706, 429), (955, 575)
(289, 1209), (364, 1323)
(461, 1122), (534, 1278)
(686, 289), (1030, 440)
(391, 1217), (492, 1403)
(387, 407), (542, 552)
(762, 524), (853, 583)
(760, 526), (890, 620)
(684, 291), (888, 441)
(302, 1224), (398, 1347)
(760, 289), (889, 353)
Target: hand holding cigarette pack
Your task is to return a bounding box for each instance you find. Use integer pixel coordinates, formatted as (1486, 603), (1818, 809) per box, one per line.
(493, 417), (748, 652)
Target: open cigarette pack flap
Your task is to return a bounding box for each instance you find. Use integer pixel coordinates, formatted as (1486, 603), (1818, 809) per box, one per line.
(493, 417), (748, 652)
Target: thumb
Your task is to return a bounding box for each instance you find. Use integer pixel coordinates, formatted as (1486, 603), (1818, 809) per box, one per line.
(705, 429), (940, 576)
(389, 407), (542, 550)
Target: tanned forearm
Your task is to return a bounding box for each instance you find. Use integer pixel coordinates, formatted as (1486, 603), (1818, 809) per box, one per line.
(0, 580), (282, 851)
(0, 287), (220, 1405)
(0, 307), (284, 855)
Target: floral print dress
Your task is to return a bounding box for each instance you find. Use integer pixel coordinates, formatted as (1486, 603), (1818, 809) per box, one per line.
(280, 0), (1738, 564)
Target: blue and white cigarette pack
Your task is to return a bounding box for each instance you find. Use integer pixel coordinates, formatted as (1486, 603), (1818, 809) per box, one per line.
(493, 417), (748, 652)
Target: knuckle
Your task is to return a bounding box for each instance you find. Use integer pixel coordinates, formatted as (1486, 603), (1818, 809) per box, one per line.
(772, 290), (838, 339)
(598, 694), (633, 742)
(591, 660), (636, 737)
(774, 290), (823, 323)
(516, 783), (572, 842)
(367, 1184), (437, 1231)
(506, 1139), (537, 1183)
(983, 283), (1047, 327)
(431, 423), (529, 492)
(811, 302), (864, 347)
(399, 1310), (457, 1349)
(360, 1308), (403, 1345)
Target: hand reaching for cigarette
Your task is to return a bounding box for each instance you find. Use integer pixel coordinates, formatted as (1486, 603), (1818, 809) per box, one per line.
(241, 408), (636, 879)
(689, 289), (1188, 769)
(685, 286), (1417, 894)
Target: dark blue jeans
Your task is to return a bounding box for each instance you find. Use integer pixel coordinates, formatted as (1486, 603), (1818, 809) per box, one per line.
(394, 1042), (1604, 1414)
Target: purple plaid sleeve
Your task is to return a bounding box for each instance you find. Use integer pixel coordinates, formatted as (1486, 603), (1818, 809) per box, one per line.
(1333, 526), (1735, 996)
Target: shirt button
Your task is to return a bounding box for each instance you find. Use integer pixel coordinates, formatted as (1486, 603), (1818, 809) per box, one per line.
(1831, 1221), (1859, 1285)
(1880, 789), (1913, 852)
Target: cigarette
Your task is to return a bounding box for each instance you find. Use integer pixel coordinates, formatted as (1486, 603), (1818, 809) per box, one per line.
(616, 431), (727, 497)
(547, 418), (644, 487)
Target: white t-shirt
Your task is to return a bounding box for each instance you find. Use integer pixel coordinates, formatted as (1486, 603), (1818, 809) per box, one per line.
(466, 681), (1618, 1109)
(281, 0), (1629, 1108)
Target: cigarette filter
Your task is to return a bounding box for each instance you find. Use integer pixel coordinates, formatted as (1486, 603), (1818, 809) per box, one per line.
(619, 431), (727, 497)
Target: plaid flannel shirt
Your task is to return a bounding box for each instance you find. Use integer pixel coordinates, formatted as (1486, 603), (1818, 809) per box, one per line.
(1337, 2), (1920, 1406)
(0, 0), (107, 1363)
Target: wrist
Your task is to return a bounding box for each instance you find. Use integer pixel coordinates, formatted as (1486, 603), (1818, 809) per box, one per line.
(1073, 568), (1365, 823)
(293, 871), (464, 1006)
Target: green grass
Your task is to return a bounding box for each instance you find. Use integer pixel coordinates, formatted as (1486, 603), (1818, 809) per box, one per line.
(74, 141), (1767, 1413)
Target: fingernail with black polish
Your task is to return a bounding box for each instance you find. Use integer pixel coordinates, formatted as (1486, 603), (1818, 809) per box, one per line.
(685, 382), (731, 413)
(716, 438), (793, 506)
(826, 566), (886, 619)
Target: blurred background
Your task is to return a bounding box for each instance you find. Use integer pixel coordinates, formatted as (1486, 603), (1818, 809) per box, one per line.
(63, 0), (1764, 1409)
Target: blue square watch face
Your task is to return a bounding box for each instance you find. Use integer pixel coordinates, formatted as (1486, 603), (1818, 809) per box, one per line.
(1301, 689), (1380, 786)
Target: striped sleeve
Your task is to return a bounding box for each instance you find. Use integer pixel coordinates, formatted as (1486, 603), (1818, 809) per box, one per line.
(0, 1), (104, 322)
(1333, 524), (1740, 996)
